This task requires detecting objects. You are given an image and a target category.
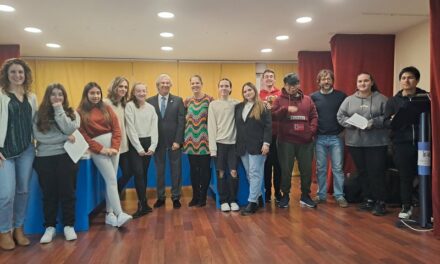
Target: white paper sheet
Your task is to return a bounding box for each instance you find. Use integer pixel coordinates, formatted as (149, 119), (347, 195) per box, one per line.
(64, 130), (89, 163)
(345, 113), (368, 130)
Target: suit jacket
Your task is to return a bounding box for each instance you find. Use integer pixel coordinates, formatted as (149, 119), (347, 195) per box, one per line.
(147, 93), (185, 149)
(235, 102), (272, 156)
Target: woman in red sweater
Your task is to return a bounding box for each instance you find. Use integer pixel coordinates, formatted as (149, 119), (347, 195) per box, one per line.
(78, 82), (132, 228)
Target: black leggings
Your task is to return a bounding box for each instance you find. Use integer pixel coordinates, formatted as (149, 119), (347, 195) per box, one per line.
(128, 138), (152, 201)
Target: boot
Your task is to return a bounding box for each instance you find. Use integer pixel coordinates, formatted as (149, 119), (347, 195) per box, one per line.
(0, 232), (15, 251)
(241, 202), (258, 216)
(132, 200), (152, 219)
(13, 227), (30, 246)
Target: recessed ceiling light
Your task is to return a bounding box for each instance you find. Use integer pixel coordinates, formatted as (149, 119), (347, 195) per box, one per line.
(0, 4), (15, 12)
(24, 27), (42, 33)
(261, 48), (272, 53)
(160, 32), (174, 38)
(158, 12), (174, 19)
(161, 46), (173, 51)
(46, 43), (61, 48)
(276, 35), (289, 41)
(296, 16), (312, 23)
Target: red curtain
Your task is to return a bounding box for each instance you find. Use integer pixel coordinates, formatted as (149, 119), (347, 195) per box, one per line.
(298, 51), (333, 95)
(330, 34), (395, 97)
(430, 0), (440, 238)
(0, 45), (20, 66)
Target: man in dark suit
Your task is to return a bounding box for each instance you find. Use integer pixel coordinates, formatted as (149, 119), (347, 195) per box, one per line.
(147, 74), (185, 209)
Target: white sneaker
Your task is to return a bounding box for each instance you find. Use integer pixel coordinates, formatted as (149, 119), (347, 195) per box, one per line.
(117, 212), (133, 227)
(105, 212), (118, 227)
(221, 203), (230, 212)
(398, 205), (413, 219)
(40, 226), (56, 244)
(63, 226), (77, 241)
(230, 202), (240, 211)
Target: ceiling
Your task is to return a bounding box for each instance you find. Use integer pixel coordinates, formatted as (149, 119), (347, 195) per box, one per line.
(0, 0), (429, 61)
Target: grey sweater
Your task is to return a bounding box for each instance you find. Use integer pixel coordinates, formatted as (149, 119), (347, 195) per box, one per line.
(33, 105), (80, 157)
(337, 91), (390, 147)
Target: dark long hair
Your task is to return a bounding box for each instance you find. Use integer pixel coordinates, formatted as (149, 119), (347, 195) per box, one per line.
(0, 58), (33, 94)
(78, 82), (111, 125)
(37, 83), (76, 133)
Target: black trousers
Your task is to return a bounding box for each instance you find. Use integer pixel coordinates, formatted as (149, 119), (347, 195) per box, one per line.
(128, 138), (152, 201)
(348, 146), (387, 201)
(264, 135), (281, 197)
(393, 143), (417, 205)
(188, 155), (211, 202)
(34, 153), (79, 227)
(117, 151), (132, 193)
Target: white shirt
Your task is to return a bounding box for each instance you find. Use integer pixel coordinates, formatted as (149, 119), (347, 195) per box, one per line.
(125, 101), (159, 153)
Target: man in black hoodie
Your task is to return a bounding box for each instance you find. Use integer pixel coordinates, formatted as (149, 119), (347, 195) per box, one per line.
(384, 66), (428, 219)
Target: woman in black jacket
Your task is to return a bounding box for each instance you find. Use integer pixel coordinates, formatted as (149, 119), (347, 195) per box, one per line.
(235, 82), (272, 215)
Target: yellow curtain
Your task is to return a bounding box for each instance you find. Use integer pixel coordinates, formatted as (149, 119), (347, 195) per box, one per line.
(220, 63), (256, 100)
(132, 61), (178, 97)
(177, 62), (221, 100)
(266, 63), (299, 90)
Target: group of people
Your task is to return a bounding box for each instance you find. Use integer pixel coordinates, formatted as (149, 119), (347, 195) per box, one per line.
(0, 57), (427, 251)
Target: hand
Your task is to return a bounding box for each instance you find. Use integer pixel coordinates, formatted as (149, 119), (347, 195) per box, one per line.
(171, 142), (180, 151)
(100, 148), (111, 156)
(261, 144), (270, 155)
(146, 149), (154, 156)
(108, 148), (119, 156)
(0, 152), (5, 168)
(366, 119), (373, 129)
(138, 150), (146, 156)
(288, 106), (298, 113)
(210, 151), (217, 157)
(52, 101), (62, 108)
(67, 134), (75, 143)
(263, 101), (272, 110)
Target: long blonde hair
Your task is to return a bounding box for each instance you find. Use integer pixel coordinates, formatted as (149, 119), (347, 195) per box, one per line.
(242, 82), (265, 120)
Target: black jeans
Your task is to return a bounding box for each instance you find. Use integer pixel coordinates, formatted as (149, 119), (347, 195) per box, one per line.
(348, 146), (387, 201)
(188, 155), (211, 202)
(128, 138), (152, 201)
(117, 151), (132, 193)
(34, 153), (79, 227)
(393, 143), (417, 205)
(264, 135), (281, 197)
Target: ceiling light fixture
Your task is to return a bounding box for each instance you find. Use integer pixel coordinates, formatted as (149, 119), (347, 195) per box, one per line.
(160, 32), (174, 38)
(296, 16), (312, 23)
(276, 35), (289, 41)
(261, 48), (272, 53)
(158, 12), (175, 19)
(46, 43), (61, 48)
(161, 46), (173, 51)
(24, 27), (42, 33)
(0, 4), (15, 12)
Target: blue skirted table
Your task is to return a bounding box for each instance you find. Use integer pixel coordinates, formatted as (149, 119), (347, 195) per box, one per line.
(24, 154), (262, 234)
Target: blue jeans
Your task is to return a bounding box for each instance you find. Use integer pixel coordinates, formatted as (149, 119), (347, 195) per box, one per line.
(241, 153), (266, 203)
(0, 144), (35, 233)
(315, 135), (344, 199)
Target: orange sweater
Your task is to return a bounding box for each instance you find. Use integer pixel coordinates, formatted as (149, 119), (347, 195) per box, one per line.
(79, 105), (121, 153)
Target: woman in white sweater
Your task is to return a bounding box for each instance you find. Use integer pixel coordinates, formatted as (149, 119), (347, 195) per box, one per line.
(125, 82), (158, 218)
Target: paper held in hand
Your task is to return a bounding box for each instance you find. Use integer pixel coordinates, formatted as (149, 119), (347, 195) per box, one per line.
(345, 113), (368, 130)
(64, 130), (89, 163)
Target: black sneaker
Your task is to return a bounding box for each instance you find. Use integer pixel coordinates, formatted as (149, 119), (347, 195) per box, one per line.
(275, 192), (282, 203)
(188, 199), (199, 207)
(153, 199), (165, 208)
(277, 194), (290, 208)
(398, 204), (413, 219)
(265, 192), (272, 203)
(372, 201), (386, 216)
(358, 199), (374, 211)
(173, 199), (181, 209)
(300, 194), (317, 208)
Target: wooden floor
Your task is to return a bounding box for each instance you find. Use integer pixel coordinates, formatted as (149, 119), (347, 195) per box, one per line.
(1, 178), (439, 264)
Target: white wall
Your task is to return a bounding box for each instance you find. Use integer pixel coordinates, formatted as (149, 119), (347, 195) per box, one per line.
(394, 21), (430, 93)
